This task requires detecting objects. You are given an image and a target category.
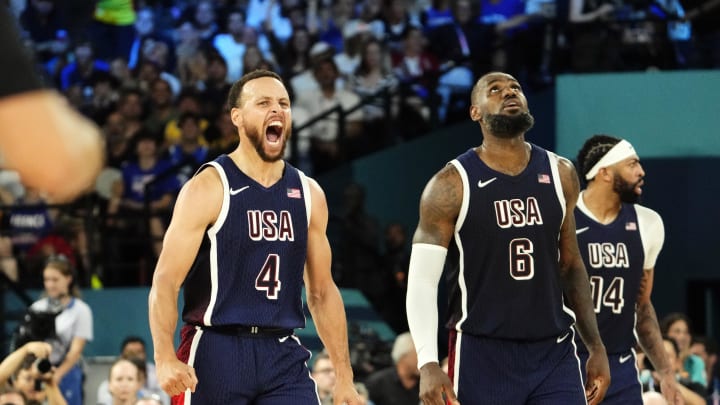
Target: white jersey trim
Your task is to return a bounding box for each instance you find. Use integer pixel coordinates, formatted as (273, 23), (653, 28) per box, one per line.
(298, 170), (312, 228)
(202, 161), (230, 326)
(449, 159), (470, 331)
(547, 151), (566, 222)
(184, 326), (204, 405)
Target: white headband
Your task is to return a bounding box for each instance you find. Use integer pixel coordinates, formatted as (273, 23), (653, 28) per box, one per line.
(585, 139), (637, 180)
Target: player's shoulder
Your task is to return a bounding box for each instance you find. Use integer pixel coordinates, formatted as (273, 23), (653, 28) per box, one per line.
(633, 204), (663, 225)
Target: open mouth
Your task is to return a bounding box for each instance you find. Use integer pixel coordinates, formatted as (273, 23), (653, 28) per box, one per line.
(266, 121), (283, 143)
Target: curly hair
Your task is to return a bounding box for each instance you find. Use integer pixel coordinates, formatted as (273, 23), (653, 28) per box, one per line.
(576, 134), (622, 180)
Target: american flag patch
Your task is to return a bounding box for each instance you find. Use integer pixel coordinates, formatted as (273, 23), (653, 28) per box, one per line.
(626, 222), (637, 231)
(287, 188), (301, 199)
(538, 174), (551, 184)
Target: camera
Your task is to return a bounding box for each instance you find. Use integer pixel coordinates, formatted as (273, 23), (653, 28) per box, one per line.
(34, 358), (52, 374)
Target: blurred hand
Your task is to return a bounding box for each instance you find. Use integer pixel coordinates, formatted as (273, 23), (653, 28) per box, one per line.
(332, 380), (364, 405)
(23, 341), (52, 359)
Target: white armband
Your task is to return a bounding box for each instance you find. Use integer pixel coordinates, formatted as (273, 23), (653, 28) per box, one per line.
(406, 243), (448, 369)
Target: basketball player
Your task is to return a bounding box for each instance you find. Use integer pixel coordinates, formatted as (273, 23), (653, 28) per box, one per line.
(574, 135), (682, 404)
(406, 72), (610, 404)
(0, 7), (104, 202)
(148, 70), (362, 404)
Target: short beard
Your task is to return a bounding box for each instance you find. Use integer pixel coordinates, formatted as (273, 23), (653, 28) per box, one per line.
(245, 125), (289, 162)
(483, 112), (535, 138)
(613, 175), (642, 204)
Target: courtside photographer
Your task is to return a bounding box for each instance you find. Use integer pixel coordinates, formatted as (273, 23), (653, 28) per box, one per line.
(0, 342), (67, 405)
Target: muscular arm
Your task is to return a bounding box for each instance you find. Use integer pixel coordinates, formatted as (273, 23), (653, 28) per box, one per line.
(303, 178), (358, 401)
(557, 158), (604, 349)
(408, 164), (462, 405)
(557, 158), (609, 404)
(148, 168), (221, 394)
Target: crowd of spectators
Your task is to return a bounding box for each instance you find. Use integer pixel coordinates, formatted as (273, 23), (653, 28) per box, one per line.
(0, 0), (717, 287)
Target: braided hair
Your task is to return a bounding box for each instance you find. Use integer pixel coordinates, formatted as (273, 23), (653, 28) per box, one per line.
(576, 134), (622, 181)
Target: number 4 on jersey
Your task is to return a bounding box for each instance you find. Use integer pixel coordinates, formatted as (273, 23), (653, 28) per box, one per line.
(589, 276), (624, 314)
(256, 254), (282, 299)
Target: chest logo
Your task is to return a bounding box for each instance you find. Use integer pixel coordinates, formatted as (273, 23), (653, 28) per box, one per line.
(477, 177), (497, 188)
(230, 186), (250, 195)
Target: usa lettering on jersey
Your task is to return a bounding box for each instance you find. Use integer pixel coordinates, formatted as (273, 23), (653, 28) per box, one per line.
(587, 242), (629, 268)
(494, 197), (544, 229)
(247, 210), (295, 241)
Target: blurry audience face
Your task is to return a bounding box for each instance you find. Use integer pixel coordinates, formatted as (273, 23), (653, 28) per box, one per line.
(194, 1), (216, 28)
(43, 265), (72, 299)
(111, 58), (132, 81)
(313, 60), (339, 90)
(104, 112), (127, 142)
(0, 392), (25, 405)
(180, 117), (202, 142)
(311, 357), (336, 398)
(292, 29), (311, 54)
(242, 27), (260, 46)
(404, 28), (425, 54)
(150, 80), (173, 107)
(243, 46), (263, 72)
(13, 368), (45, 402)
(363, 41), (383, 70)
(122, 341), (147, 362)
(176, 22), (199, 45)
(119, 93), (144, 121)
(666, 319), (692, 352)
(227, 12), (245, 35)
(207, 58), (228, 82)
(135, 9), (155, 36)
(108, 359), (142, 404)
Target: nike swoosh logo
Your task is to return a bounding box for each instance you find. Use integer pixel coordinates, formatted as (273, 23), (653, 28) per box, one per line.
(619, 354), (633, 364)
(229, 186), (250, 195)
(576, 227), (590, 235)
(556, 331), (570, 344)
(477, 177), (497, 188)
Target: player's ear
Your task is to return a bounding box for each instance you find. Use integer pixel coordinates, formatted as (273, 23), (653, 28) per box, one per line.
(230, 107), (242, 128)
(470, 105), (482, 122)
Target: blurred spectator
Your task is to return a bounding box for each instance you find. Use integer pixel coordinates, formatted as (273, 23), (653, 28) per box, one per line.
(143, 78), (178, 138)
(59, 41), (110, 92)
(294, 57), (364, 173)
(19, 0), (70, 64)
(378, 222), (410, 333)
(348, 38), (398, 153)
(212, 9), (249, 82)
(289, 41), (339, 96)
(91, 0), (137, 61)
(364, 332), (419, 405)
(685, 0), (720, 68)
(690, 335), (718, 396)
(167, 112), (210, 184)
(246, 0), (294, 43)
(391, 26), (438, 138)
(128, 7), (175, 71)
(661, 313), (708, 388)
(382, 0), (421, 53)
(199, 52), (231, 121)
(567, 0), (620, 71)
(311, 351), (336, 405)
(101, 357), (142, 405)
(0, 341), (66, 405)
(115, 88), (146, 143)
(104, 111), (134, 169)
(134, 59), (181, 98)
(163, 89), (210, 147)
(319, 0), (357, 52)
(191, 1), (220, 45)
(206, 109), (239, 158)
(96, 336), (169, 405)
(335, 22), (374, 80)
(29, 256), (93, 405)
(270, 27), (317, 79)
(420, 0), (454, 28)
(106, 130), (180, 272)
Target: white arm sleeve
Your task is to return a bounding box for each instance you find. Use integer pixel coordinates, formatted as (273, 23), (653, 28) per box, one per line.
(406, 243), (448, 369)
(636, 205), (665, 269)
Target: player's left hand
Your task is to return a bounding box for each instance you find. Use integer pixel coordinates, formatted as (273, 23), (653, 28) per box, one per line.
(333, 381), (364, 405)
(658, 371), (684, 405)
(584, 348), (611, 405)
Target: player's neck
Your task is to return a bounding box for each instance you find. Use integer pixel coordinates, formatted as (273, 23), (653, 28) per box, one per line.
(477, 137), (530, 176)
(582, 187), (621, 224)
(229, 147), (285, 188)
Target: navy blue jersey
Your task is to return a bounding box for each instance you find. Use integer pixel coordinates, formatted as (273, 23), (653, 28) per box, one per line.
(574, 195), (664, 354)
(181, 155), (311, 329)
(446, 144), (574, 340)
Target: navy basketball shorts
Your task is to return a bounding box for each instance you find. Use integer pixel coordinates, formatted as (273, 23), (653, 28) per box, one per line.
(172, 325), (320, 405)
(447, 328), (587, 404)
(578, 350), (643, 405)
